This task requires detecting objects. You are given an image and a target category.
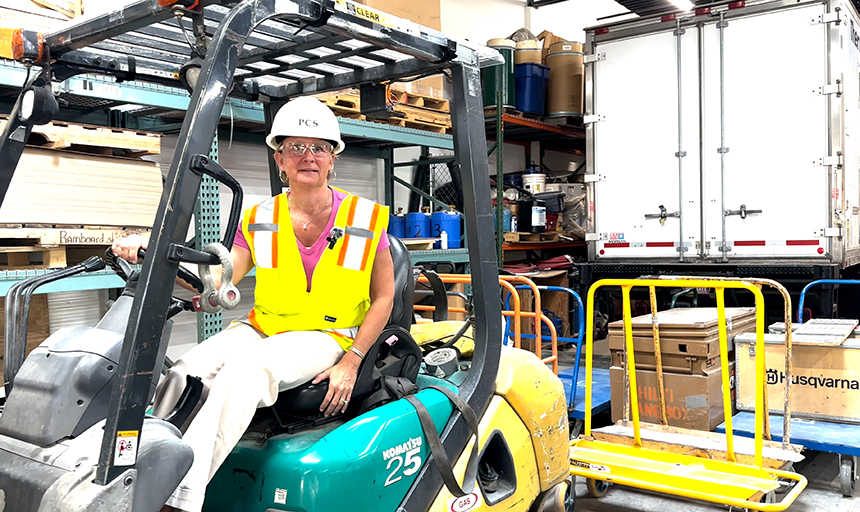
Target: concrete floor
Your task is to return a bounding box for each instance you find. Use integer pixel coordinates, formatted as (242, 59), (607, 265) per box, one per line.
(557, 339), (860, 512)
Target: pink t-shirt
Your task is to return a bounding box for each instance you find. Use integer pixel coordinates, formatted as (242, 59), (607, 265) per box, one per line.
(234, 188), (390, 290)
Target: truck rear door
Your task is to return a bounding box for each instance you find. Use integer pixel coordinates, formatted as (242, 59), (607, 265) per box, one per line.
(592, 27), (701, 261)
(701, 3), (831, 261)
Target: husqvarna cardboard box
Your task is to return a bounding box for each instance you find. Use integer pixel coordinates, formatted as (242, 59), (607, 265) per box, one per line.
(735, 333), (860, 423)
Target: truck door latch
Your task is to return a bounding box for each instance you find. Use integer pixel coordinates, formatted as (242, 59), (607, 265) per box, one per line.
(644, 205), (680, 225)
(725, 204), (762, 219)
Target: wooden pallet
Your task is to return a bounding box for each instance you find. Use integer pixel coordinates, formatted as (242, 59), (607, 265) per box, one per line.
(315, 91), (451, 132)
(0, 118), (161, 156)
(372, 116), (448, 134)
(0, 244), (112, 270)
(0, 226), (136, 247)
(389, 88), (450, 113)
(503, 231), (560, 243)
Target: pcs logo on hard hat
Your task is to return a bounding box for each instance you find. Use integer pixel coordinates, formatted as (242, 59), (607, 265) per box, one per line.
(299, 119), (319, 127)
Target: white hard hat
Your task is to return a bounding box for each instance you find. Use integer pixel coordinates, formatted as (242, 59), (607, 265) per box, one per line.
(265, 96), (345, 154)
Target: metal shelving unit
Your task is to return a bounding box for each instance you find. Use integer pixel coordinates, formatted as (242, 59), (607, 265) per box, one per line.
(0, 50), (460, 293)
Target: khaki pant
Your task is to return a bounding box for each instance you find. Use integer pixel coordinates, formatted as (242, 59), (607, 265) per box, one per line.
(153, 322), (349, 512)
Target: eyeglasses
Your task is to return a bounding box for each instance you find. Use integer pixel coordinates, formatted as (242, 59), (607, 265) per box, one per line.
(280, 141), (333, 157)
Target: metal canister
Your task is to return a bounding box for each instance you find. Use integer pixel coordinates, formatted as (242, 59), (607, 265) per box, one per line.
(482, 38), (516, 109)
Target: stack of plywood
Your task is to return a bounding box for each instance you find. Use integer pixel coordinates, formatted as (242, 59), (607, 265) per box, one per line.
(609, 307), (756, 431)
(0, 294), (50, 382)
(1, 0), (71, 32)
(0, 119), (162, 268)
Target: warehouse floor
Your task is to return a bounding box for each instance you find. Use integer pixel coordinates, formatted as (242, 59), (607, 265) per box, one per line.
(557, 341), (860, 511)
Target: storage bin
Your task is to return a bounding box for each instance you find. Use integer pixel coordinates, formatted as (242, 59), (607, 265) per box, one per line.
(514, 63), (549, 115)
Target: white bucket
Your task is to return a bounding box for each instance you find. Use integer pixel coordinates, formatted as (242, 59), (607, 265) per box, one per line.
(523, 173), (546, 194)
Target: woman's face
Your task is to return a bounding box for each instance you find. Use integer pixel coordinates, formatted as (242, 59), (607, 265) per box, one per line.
(274, 136), (335, 188)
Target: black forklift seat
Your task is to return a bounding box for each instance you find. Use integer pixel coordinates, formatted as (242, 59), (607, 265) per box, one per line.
(265, 234), (422, 431)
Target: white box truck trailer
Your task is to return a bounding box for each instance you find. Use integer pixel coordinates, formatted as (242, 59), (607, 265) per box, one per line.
(576, 0), (860, 318)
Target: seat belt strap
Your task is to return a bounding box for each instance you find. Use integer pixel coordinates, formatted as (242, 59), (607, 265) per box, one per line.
(405, 385), (480, 498)
(415, 269), (448, 322)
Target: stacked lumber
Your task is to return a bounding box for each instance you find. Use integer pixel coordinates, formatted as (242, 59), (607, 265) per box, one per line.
(314, 88), (452, 134)
(0, 294), (50, 382)
(0, 119), (162, 269)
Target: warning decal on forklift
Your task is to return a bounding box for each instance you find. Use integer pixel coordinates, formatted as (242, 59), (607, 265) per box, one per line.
(114, 431), (139, 466)
(571, 459), (611, 474)
(274, 488), (287, 505)
(447, 492), (482, 512)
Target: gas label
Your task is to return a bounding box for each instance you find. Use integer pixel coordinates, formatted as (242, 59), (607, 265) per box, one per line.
(447, 492), (482, 512)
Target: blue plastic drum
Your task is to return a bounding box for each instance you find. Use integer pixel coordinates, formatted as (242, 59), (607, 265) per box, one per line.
(431, 210), (462, 248)
(388, 211), (406, 238)
(405, 212), (430, 238)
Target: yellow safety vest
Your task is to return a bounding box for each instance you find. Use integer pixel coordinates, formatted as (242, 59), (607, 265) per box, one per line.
(241, 187), (389, 349)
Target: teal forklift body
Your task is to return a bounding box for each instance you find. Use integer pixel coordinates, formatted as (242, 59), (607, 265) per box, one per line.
(203, 378), (458, 512)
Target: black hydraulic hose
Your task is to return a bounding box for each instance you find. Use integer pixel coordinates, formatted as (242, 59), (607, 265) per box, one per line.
(439, 317), (473, 350)
(3, 280), (28, 396)
(7, 257), (105, 394)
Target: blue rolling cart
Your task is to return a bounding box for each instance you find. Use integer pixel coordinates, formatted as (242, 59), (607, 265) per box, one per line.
(718, 279), (860, 496)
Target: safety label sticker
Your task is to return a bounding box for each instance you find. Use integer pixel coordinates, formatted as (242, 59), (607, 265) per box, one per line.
(571, 459), (611, 474)
(114, 431), (139, 466)
(447, 491), (482, 512)
(274, 488), (287, 505)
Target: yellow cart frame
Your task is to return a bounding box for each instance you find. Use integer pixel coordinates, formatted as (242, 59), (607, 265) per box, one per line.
(570, 277), (807, 511)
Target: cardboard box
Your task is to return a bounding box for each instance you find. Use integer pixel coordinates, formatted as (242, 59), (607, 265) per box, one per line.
(610, 362), (736, 431)
(352, 0), (445, 97)
(735, 333), (860, 422)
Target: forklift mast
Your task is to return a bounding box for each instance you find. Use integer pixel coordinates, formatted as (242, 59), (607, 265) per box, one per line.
(0, 1), (503, 509)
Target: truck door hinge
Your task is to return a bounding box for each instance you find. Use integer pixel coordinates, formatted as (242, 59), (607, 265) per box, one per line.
(584, 52), (606, 64)
(811, 9), (841, 25)
(725, 204), (762, 219)
(583, 114), (605, 125)
(571, 173), (602, 183)
(817, 153), (844, 168)
(818, 227), (842, 237)
(585, 233), (600, 242)
(644, 205), (680, 224)
(817, 80), (842, 96)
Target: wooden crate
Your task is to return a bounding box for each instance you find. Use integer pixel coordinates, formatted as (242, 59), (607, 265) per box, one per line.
(0, 294), (50, 383)
(735, 334), (860, 422)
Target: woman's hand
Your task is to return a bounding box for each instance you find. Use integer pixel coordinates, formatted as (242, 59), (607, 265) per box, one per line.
(111, 234), (150, 264)
(313, 357), (360, 417)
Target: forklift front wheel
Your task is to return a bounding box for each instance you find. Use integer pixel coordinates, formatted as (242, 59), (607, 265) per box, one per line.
(586, 478), (609, 498)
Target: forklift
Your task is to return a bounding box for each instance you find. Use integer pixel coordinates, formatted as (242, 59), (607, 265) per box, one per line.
(0, 0), (572, 510)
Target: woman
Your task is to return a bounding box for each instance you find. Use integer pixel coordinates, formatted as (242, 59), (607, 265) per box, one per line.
(112, 96), (394, 512)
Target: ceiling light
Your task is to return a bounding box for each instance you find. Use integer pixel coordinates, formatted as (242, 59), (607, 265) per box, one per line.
(669, 0), (694, 11)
